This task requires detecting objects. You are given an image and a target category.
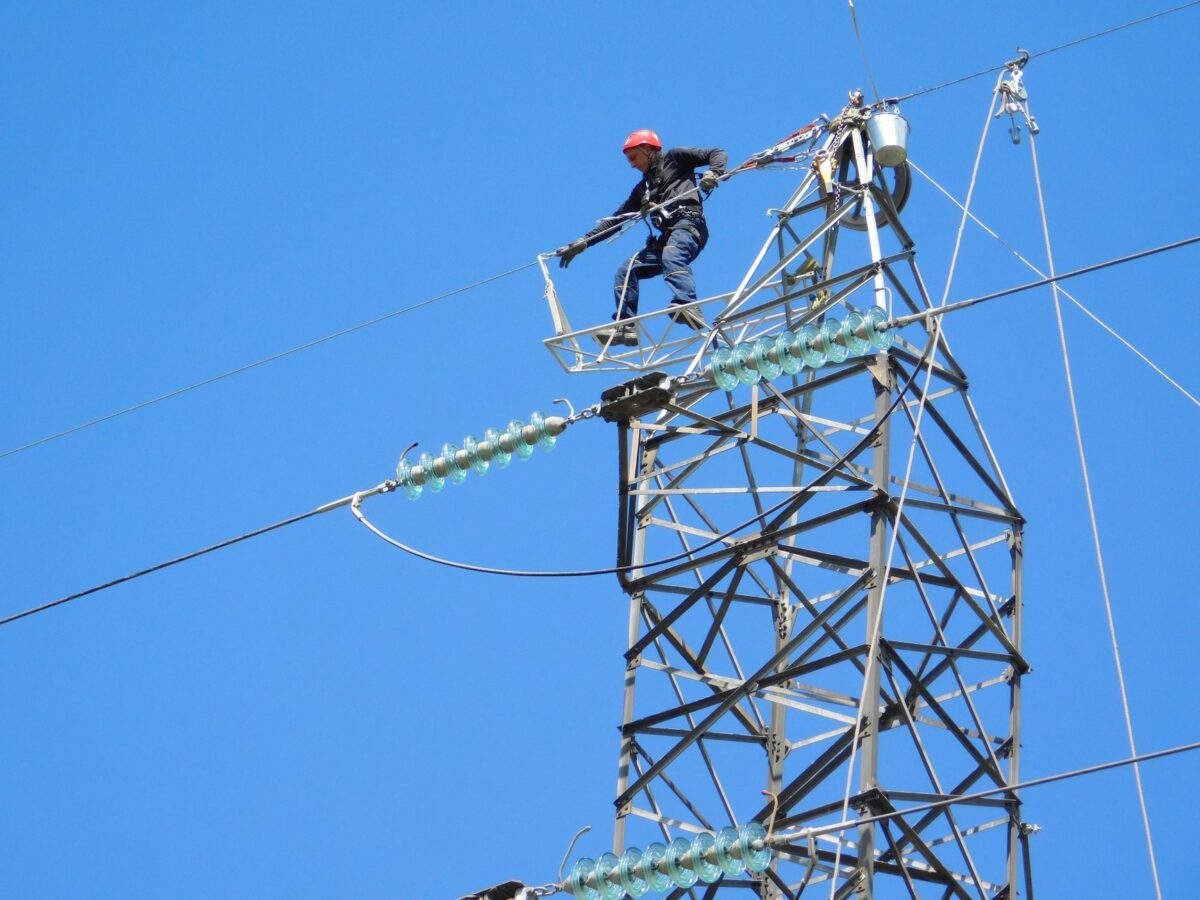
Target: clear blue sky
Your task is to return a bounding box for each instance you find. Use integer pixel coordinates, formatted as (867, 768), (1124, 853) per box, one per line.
(3, 2), (1198, 897)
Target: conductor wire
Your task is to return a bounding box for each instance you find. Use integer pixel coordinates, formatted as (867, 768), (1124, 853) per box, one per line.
(1, 264), (537, 461)
(352, 338), (936, 580)
(909, 160), (1200, 409)
(893, 0), (1200, 103)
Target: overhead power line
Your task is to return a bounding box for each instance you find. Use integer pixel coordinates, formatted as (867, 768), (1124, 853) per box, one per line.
(0, 483), (391, 628)
(891, 235), (1200, 328)
(774, 738), (1200, 842)
(0, 262), (536, 462)
(894, 0), (1200, 102)
(6, 4), (1196, 467)
(6, 229), (1199, 627)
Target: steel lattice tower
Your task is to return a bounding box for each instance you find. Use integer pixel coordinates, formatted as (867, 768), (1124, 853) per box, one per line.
(556, 104), (1034, 898)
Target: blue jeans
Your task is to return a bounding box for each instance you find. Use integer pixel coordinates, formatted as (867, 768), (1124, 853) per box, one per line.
(613, 219), (708, 319)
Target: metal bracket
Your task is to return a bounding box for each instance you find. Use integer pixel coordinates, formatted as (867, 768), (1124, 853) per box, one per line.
(766, 732), (791, 765)
(774, 597), (795, 640)
(598, 371), (676, 422)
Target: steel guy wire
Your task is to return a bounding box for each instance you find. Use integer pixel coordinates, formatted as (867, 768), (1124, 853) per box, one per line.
(1028, 126), (1163, 899)
(827, 78), (1003, 898)
(908, 159), (1200, 409)
(846, 0), (882, 104)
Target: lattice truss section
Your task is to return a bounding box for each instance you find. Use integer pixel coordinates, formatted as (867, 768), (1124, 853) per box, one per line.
(602, 121), (1033, 898)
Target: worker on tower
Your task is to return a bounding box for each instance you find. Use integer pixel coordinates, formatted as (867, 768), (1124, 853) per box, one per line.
(556, 129), (727, 347)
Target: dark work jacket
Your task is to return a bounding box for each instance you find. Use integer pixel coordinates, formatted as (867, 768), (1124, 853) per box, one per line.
(583, 146), (728, 247)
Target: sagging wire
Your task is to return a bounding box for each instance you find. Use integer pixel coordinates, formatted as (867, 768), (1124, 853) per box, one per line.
(353, 333), (939, 580)
(909, 158), (1200, 409)
(1, 335), (937, 623)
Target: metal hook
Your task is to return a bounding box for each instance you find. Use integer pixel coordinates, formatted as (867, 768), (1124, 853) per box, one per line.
(397, 441), (418, 463)
(556, 825), (592, 884)
(552, 397), (575, 420)
(762, 789), (780, 842)
(1010, 47), (1031, 70)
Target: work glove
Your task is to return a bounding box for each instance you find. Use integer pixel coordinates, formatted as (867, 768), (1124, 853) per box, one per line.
(557, 239), (587, 269)
(699, 170), (720, 192)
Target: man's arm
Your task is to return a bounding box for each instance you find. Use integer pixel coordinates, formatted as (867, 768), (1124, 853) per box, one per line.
(671, 146), (729, 178)
(581, 183), (644, 246)
(557, 183), (644, 267)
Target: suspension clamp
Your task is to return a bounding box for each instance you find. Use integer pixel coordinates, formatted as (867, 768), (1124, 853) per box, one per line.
(996, 49), (1040, 144)
(597, 372), (676, 422)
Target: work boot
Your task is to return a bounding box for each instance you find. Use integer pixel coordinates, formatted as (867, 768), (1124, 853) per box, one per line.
(594, 321), (638, 347)
(669, 303), (707, 332)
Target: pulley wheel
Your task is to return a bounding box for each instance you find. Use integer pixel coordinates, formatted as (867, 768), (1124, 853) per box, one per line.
(819, 143), (911, 231)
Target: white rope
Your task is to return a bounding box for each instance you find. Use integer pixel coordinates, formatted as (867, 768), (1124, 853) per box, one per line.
(826, 76), (1003, 899)
(909, 159), (1200, 409)
(1028, 129), (1164, 899)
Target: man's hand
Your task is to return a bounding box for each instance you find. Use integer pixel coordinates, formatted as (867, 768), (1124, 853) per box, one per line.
(557, 239), (587, 269)
(699, 170), (720, 192)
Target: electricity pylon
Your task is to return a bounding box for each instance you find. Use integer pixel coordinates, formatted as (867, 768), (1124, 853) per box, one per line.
(562, 99), (1033, 898)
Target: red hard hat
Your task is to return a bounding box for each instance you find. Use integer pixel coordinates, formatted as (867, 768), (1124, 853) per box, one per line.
(623, 129), (662, 152)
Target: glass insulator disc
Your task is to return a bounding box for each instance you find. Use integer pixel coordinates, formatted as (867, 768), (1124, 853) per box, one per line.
(732, 343), (762, 386)
(462, 434), (488, 476)
(641, 843), (672, 893)
(820, 318), (849, 363)
(739, 822), (772, 873)
(568, 858), (600, 900)
(753, 335), (782, 380)
(417, 451), (444, 492)
(691, 832), (722, 884)
(777, 331), (803, 375)
(709, 347), (739, 391)
(618, 847), (649, 898)
(484, 427), (511, 469)
(665, 837), (698, 888)
(715, 826), (746, 876)
(441, 442), (467, 485)
(841, 310), (871, 356)
(507, 419), (534, 460)
(865, 305), (894, 349)
(529, 409), (557, 451)
(797, 324), (827, 368)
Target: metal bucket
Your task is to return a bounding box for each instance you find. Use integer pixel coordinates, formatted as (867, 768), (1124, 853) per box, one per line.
(867, 111), (910, 167)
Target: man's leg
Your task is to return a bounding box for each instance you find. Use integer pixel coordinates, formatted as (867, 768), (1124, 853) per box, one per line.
(661, 225), (705, 307)
(613, 245), (663, 320)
